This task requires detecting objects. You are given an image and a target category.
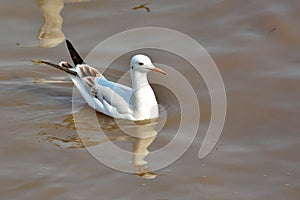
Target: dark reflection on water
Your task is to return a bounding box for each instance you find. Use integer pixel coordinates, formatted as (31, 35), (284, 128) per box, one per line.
(38, 109), (167, 179)
(36, 0), (152, 48)
(132, 0), (152, 13)
(37, 0), (89, 48)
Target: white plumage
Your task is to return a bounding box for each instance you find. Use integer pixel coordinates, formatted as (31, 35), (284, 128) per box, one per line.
(39, 40), (166, 121)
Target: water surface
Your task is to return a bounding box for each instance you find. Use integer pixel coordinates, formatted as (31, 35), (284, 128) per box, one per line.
(0, 0), (299, 199)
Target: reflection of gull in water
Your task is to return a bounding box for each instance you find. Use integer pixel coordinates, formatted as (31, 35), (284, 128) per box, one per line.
(129, 122), (158, 179)
(37, 0), (88, 48)
(74, 105), (166, 179)
(39, 109), (164, 179)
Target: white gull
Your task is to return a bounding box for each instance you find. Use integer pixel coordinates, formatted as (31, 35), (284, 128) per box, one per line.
(35, 40), (166, 121)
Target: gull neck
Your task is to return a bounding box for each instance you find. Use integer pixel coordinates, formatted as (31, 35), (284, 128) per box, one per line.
(130, 69), (149, 90)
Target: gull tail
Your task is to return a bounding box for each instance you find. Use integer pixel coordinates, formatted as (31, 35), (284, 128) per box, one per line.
(31, 60), (77, 76)
(66, 39), (85, 66)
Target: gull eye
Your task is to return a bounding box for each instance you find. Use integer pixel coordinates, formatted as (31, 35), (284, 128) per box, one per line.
(138, 62), (144, 66)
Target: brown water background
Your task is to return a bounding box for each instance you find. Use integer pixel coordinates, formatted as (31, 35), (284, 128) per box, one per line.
(0, 0), (300, 199)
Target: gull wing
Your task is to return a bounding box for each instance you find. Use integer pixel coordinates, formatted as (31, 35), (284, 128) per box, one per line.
(94, 77), (133, 117)
(66, 39), (85, 65)
(71, 64), (133, 118)
(38, 40), (135, 119)
(65, 40), (134, 118)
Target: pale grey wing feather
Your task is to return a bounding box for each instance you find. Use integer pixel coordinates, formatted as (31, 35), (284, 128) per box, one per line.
(94, 77), (133, 115)
(68, 65), (110, 115)
(69, 76), (105, 112)
(70, 76), (119, 118)
(69, 64), (133, 118)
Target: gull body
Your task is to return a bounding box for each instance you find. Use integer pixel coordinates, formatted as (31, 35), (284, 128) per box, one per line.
(39, 40), (166, 121)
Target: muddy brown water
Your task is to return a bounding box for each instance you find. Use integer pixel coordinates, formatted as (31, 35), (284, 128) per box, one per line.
(0, 0), (300, 199)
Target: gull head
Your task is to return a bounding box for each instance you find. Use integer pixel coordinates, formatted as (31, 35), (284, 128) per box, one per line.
(130, 54), (166, 75)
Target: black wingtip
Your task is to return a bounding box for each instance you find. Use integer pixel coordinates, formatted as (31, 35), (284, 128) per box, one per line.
(65, 39), (85, 66)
